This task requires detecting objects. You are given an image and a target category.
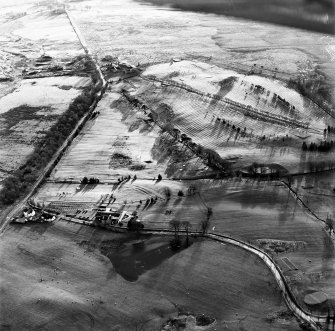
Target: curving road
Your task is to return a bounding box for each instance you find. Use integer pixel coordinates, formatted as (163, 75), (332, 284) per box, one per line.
(138, 228), (326, 330)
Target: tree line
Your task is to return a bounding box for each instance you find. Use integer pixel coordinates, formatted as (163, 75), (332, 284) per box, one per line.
(325, 126), (335, 135)
(302, 141), (334, 153)
(81, 177), (100, 184)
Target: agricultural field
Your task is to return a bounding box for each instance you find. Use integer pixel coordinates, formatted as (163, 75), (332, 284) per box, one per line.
(0, 220), (301, 331)
(49, 88), (210, 180)
(69, 0), (335, 175)
(289, 170), (335, 220)
(71, 0), (334, 76)
(0, 0), (91, 191)
(107, 177), (335, 314)
(133, 61), (334, 173)
(34, 173), (335, 315)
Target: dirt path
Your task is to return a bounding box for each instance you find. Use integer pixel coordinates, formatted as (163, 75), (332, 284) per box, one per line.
(64, 8), (106, 88)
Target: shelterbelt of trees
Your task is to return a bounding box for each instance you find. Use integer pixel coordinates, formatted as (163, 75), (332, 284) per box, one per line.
(302, 140), (335, 153)
(0, 57), (101, 206)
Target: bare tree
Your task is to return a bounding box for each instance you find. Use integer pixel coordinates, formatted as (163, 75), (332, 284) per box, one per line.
(207, 207), (213, 219)
(169, 219), (180, 239)
(163, 187), (171, 200)
(181, 221), (191, 246)
(200, 219), (210, 235)
(326, 216), (334, 235)
(199, 207), (213, 235)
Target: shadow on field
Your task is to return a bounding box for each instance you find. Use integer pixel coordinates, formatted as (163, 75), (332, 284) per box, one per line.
(173, 197), (182, 206)
(17, 222), (54, 236)
(322, 233), (335, 274)
(111, 97), (155, 136)
(99, 235), (192, 282)
(278, 191), (291, 227)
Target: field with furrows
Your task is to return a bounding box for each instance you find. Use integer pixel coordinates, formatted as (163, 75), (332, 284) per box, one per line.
(131, 72), (333, 173)
(49, 89), (209, 183)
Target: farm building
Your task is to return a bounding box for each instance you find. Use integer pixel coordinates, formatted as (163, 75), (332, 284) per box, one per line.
(95, 210), (131, 226)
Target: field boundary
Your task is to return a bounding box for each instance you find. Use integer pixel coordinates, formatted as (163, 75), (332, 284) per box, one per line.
(281, 181), (326, 224)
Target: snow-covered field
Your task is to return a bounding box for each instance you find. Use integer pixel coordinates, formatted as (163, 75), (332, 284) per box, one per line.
(143, 60), (323, 123)
(48, 89), (204, 182)
(144, 61), (305, 108)
(72, 0), (335, 83)
(66, 0), (334, 174)
(0, 76), (91, 116)
(0, 1), (89, 184)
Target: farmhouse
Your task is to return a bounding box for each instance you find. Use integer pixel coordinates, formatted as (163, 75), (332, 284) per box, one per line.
(23, 208), (36, 220)
(95, 209), (131, 226)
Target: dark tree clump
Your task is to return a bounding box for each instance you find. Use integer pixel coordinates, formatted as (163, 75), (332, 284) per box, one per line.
(177, 190), (184, 197)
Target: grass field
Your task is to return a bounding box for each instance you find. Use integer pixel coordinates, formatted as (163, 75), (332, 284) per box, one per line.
(0, 220), (300, 331)
(136, 178), (335, 308)
(48, 89), (209, 183)
(34, 175), (335, 314)
(73, 0), (335, 83)
(290, 170), (335, 220)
